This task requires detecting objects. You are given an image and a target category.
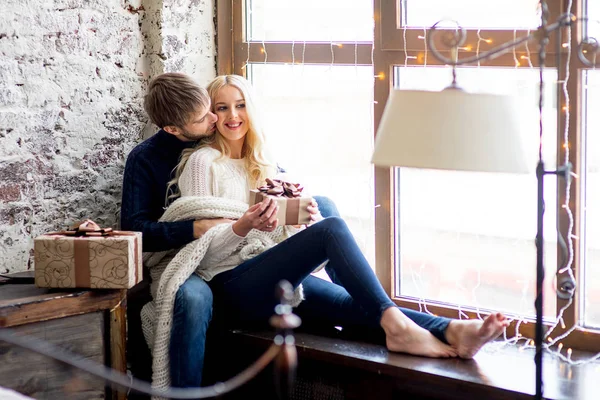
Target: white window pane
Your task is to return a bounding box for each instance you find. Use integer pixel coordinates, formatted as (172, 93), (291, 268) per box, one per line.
(587, 0), (600, 41)
(394, 66), (558, 318)
(584, 70), (600, 328)
(247, 0), (374, 42)
(403, 0), (541, 29)
(249, 64), (375, 266)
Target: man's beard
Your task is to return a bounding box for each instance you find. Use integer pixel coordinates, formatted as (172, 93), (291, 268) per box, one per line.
(180, 127), (214, 141)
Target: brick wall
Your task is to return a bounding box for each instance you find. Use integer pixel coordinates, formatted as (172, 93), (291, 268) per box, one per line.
(0, 0), (216, 273)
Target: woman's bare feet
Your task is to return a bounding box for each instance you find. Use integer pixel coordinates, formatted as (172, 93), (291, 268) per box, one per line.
(381, 307), (457, 358)
(445, 312), (509, 359)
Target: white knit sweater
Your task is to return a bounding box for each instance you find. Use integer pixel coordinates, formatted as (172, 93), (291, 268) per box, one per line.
(140, 147), (302, 397)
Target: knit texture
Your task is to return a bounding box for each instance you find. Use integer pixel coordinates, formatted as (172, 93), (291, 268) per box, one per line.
(120, 130), (197, 252)
(141, 196), (303, 397)
(178, 147), (252, 202)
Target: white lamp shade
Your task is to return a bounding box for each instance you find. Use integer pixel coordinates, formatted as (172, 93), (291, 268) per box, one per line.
(371, 88), (530, 174)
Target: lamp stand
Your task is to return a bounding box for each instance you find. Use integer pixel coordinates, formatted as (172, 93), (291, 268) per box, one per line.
(536, 161), (573, 400)
(535, 160), (546, 400)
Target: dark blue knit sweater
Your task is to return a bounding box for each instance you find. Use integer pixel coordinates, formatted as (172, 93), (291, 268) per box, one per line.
(120, 130), (198, 252)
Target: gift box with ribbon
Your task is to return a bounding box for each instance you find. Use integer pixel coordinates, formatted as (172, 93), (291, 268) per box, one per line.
(33, 220), (143, 289)
(248, 178), (312, 226)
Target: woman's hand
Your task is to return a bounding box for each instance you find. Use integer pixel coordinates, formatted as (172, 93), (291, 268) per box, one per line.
(307, 198), (323, 226)
(232, 197), (279, 237)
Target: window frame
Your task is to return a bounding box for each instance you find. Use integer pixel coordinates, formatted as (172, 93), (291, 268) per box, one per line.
(218, 0), (599, 352)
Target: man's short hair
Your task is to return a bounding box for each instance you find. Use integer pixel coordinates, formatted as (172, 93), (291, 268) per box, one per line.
(144, 73), (210, 129)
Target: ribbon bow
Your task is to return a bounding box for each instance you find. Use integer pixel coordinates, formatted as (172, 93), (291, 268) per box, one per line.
(52, 219), (114, 237)
(257, 178), (304, 198)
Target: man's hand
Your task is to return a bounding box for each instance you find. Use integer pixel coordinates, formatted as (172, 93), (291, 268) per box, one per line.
(307, 198), (323, 225)
(193, 218), (235, 239)
(291, 198), (322, 229)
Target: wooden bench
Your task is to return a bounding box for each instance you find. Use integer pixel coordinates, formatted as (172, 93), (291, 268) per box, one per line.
(214, 328), (600, 400)
(0, 277), (127, 400)
(124, 278), (600, 399)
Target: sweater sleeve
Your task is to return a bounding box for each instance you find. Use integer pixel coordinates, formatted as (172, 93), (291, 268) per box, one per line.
(120, 149), (195, 252)
(199, 224), (245, 268)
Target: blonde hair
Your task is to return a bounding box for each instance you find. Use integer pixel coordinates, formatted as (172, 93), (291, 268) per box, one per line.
(144, 73), (210, 129)
(167, 75), (276, 202)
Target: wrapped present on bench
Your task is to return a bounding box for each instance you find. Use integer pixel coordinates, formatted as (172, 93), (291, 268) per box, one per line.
(33, 220), (142, 289)
(248, 178), (312, 226)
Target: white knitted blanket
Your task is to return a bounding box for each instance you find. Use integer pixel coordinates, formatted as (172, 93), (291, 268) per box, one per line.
(140, 196), (303, 396)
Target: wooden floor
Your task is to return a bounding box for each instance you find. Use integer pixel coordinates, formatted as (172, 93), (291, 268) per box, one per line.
(219, 329), (600, 400)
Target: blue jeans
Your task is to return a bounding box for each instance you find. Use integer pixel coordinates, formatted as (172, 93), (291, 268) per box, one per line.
(169, 195), (340, 387)
(170, 274), (213, 387)
(208, 217), (451, 344)
(313, 195), (342, 285)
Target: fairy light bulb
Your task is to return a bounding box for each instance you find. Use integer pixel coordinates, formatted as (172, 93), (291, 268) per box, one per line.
(557, 343), (564, 352)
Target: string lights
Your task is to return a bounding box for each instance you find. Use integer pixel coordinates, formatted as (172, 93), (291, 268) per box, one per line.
(394, 1), (600, 371)
(513, 29), (520, 67)
(483, 3), (599, 369)
(242, 36), (251, 71)
(329, 41), (335, 72)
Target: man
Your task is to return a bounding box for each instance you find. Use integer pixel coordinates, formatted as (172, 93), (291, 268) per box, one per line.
(121, 72), (341, 390)
(121, 73), (227, 390)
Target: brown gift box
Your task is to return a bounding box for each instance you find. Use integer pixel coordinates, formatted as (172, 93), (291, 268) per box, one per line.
(33, 220), (143, 289)
(248, 189), (312, 226)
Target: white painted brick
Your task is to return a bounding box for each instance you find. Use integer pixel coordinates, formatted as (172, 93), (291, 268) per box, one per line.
(0, 0), (216, 272)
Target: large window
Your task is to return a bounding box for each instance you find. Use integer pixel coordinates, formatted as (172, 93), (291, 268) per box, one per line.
(402, 0), (541, 29)
(247, 0), (373, 41)
(220, 0), (600, 352)
(395, 67), (558, 319)
(219, 0), (376, 266)
(377, 0), (599, 351)
(249, 64), (375, 263)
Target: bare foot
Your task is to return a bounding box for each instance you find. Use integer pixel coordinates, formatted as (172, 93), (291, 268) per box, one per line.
(445, 313), (509, 359)
(381, 308), (457, 358)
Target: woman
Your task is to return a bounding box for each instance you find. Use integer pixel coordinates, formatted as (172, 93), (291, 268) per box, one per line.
(163, 74), (508, 362)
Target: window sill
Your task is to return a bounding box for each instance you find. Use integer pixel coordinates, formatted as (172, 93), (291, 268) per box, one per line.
(226, 329), (599, 399)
